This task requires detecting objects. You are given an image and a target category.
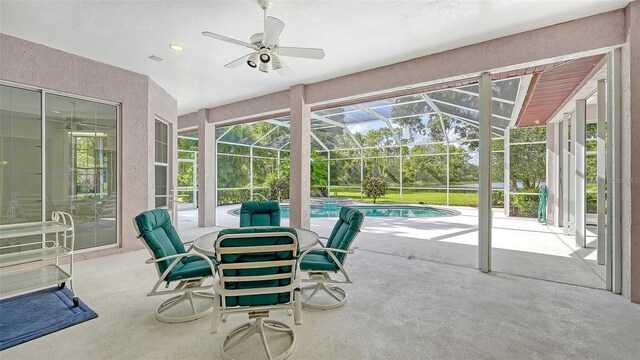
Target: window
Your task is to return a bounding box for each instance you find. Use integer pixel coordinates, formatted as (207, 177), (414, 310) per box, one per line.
(72, 136), (110, 198)
(155, 120), (169, 208)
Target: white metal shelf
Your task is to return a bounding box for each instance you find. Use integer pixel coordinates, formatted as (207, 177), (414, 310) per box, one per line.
(0, 211), (78, 306)
(0, 246), (72, 268)
(0, 265), (71, 299)
(0, 221), (72, 239)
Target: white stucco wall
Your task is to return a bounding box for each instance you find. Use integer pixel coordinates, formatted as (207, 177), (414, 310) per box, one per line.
(0, 33), (177, 258)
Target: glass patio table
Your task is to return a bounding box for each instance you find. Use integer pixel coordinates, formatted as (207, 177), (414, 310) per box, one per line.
(193, 227), (320, 257)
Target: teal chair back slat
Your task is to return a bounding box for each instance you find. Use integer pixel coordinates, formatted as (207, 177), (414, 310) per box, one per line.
(216, 227), (298, 307)
(325, 207), (365, 264)
(239, 201), (281, 227)
(135, 209), (186, 275)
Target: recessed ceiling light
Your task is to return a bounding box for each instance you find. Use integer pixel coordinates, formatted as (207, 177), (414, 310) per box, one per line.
(148, 55), (164, 62)
(51, 110), (61, 114)
(169, 44), (184, 51)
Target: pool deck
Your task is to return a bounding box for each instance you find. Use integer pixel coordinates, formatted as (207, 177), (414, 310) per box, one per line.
(178, 204), (605, 289)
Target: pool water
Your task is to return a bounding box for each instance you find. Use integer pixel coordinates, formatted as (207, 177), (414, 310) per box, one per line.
(232, 205), (458, 218)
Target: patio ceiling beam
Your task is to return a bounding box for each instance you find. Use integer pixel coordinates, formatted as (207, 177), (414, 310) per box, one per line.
(353, 104), (402, 146)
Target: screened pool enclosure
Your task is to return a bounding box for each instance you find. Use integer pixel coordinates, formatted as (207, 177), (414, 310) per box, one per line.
(204, 74), (558, 217)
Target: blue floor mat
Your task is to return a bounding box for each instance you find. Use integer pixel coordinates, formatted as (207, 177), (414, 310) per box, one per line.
(0, 287), (98, 351)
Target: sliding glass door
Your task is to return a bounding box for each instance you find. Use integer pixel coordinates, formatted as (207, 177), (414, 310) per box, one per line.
(45, 93), (118, 250)
(0, 85), (42, 251)
(1, 83), (119, 251)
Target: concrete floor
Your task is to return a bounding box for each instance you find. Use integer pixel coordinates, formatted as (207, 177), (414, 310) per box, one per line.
(6, 205), (631, 359)
(180, 205), (606, 289)
(3, 233), (639, 359)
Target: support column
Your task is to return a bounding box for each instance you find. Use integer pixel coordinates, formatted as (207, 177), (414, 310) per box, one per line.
(327, 151), (331, 195)
(622, 0), (640, 302)
(550, 121), (561, 227)
(597, 80), (606, 265)
(504, 127), (510, 217)
(360, 149), (364, 202)
(249, 146), (254, 200)
(562, 113), (570, 234)
(607, 49), (622, 293)
(478, 72), (492, 273)
(575, 99), (587, 248)
(556, 119), (564, 227)
(198, 109), (216, 227)
(569, 112), (576, 237)
(289, 84), (311, 229)
(399, 146), (403, 204)
(446, 142), (450, 206)
(545, 122), (556, 226)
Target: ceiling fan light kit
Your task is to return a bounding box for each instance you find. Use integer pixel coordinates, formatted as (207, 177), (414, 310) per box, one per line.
(271, 53), (283, 70)
(247, 52), (259, 68)
(202, 0), (325, 75)
(259, 47), (271, 63)
(259, 61), (269, 73)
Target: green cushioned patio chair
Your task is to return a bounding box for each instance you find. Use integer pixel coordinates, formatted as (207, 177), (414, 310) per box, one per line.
(299, 207), (364, 310)
(210, 226), (302, 360)
(239, 201), (281, 227)
(134, 208), (216, 323)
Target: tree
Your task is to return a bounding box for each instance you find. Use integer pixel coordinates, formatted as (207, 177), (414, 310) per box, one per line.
(362, 176), (388, 204)
(509, 127), (546, 190)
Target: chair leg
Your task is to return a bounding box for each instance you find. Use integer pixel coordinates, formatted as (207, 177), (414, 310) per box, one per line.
(300, 283), (348, 310)
(221, 318), (296, 360)
(293, 291), (302, 325)
(155, 290), (214, 323)
(210, 294), (221, 335)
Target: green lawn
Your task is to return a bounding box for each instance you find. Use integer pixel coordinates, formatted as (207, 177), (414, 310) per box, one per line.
(328, 187), (499, 207)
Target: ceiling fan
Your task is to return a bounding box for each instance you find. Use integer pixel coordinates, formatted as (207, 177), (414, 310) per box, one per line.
(202, 0), (325, 75)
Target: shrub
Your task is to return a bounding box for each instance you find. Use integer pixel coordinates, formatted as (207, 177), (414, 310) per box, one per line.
(311, 186), (328, 197)
(269, 177), (289, 202)
(491, 190), (504, 208)
(510, 191), (539, 217)
(362, 176), (388, 204)
(217, 189), (250, 206)
(586, 193), (597, 213)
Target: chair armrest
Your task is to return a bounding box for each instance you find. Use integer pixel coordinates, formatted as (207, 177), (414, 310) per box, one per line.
(300, 247), (353, 258)
(299, 247), (354, 268)
(146, 252), (192, 264)
(147, 252), (217, 277)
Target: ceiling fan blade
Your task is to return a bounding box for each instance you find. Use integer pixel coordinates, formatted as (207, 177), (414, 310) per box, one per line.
(263, 16), (285, 47)
(202, 31), (255, 50)
(278, 46), (325, 60)
(276, 58), (293, 76)
(224, 53), (253, 68)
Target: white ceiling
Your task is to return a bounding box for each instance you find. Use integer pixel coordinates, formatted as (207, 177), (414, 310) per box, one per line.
(0, 0), (630, 116)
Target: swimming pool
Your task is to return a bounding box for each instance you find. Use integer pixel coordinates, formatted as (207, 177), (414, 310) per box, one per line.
(231, 204), (459, 218)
